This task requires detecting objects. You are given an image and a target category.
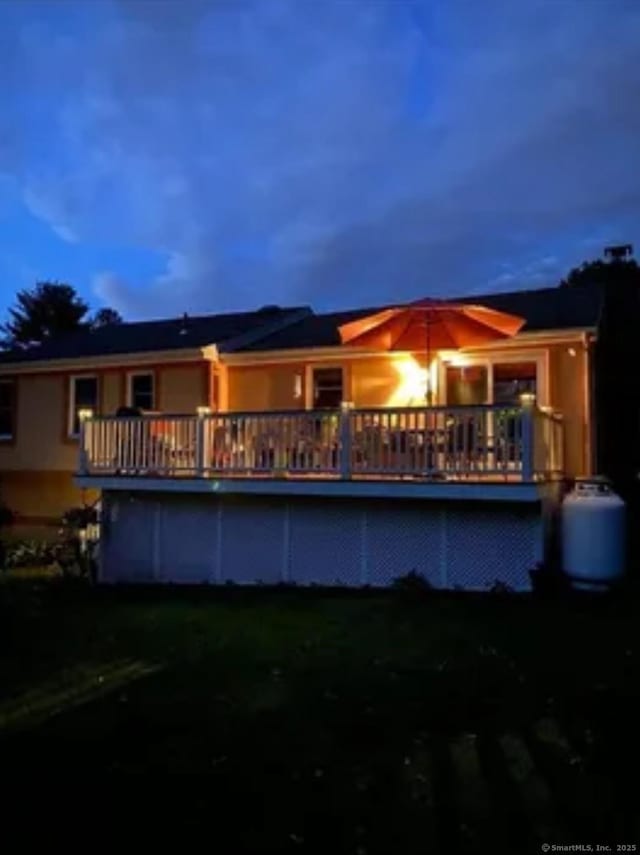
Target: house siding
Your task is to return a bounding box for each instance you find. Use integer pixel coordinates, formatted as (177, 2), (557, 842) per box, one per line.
(227, 356), (415, 411)
(548, 343), (588, 478)
(101, 370), (122, 414)
(227, 363), (306, 411)
(158, 363), (209, 413)
(351, 356), (408, 407)
(0, 360), (211, 521)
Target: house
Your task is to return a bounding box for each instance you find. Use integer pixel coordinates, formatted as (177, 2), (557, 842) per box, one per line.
(0, 282), (605, 589)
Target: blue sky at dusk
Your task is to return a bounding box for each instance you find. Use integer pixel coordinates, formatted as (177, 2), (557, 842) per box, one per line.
(0, 0), (639, 321)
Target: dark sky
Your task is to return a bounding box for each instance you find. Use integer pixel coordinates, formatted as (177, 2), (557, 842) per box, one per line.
(1, 0), (639, 320)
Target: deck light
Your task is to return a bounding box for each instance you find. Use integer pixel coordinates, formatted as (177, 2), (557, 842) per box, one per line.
(78, 408), (94, 422)
(519, 392), (536, 406)
(568, 347), (577, 357)
(197, 406), (212, 416)
(340, 400), (354, 411)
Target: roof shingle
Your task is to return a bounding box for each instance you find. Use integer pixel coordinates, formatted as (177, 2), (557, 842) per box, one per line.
(0, 283), (604, 365)
(239, 283), (604, 352)
(0, 305), (311, 364)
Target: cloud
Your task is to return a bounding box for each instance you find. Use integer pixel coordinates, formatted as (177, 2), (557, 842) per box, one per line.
(23, 186), (79, 244)
(0, 0), (639, 318)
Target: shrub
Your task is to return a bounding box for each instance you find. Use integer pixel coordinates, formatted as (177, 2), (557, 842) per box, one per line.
(4, 539), (58, 569)
(529, 561), (571, 597)
(487, 580), (515, 596)
(55, 503), (101, 581)
(391, 570), (434, 595)
(61, 506), (99, 529)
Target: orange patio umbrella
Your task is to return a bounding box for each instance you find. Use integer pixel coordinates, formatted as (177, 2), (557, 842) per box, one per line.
(339, 299), (525, 403)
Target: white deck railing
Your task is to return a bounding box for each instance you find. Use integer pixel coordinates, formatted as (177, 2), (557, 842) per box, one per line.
(78, 404), (563, 482)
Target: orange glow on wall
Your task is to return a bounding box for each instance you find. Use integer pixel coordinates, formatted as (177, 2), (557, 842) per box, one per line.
(385, 356), (438, 406)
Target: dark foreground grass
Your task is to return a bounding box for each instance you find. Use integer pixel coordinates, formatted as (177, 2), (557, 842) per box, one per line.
(1, 578), (638, 852)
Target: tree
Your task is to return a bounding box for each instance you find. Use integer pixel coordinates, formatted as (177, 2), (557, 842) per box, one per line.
(560, 257), (640, 288)
(90, 307), (123, 328)
(0, 281), (122, 349)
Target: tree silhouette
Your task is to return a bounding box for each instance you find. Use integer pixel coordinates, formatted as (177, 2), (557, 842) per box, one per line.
(90, 307), (123, 328)
(560, 257), (640, 288)
(0, 281), (122, 349)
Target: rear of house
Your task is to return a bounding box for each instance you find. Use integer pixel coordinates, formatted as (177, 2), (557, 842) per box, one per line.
(0, 284), (604, 589)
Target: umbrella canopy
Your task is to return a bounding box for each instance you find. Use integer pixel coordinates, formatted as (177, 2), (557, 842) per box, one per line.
(339, 299), (525, 403)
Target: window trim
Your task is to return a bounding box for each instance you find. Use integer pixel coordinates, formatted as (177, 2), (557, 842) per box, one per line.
(126, 370), (156, 411)
(439, 350), (549, 407)
(0, 377), (17, 443)
(305, 364), (345, 410)
(67, 374), (99, 439)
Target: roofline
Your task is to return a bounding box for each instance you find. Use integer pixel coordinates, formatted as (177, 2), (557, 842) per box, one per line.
(0, 347), (212, 375)
(0, 325), (598, 374)
(221, 346), (393, 365)
(217, 307), (312, 353)
(221, 326), (598, 365)
(457, 326), (598, 350)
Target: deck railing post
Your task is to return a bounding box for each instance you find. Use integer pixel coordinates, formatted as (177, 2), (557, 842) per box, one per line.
(339, 403), (353, 479)
(520, 396), (535, 481)
(78, 420), (89, 475)
(77, 410), (94, 475)
(195, 409), (210, 477)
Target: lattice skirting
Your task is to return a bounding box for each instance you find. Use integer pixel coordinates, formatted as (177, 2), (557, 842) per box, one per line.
(99, 491), (546, 591)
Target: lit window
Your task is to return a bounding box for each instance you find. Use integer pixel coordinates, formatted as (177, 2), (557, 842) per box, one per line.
(445, 365), (488, 406)
(0, 380), (16, 439)
(312, 367), (343, 409)
(493, 362), (537, 405)
(128, 373), (155, 411)
(69, 376), (98, 436)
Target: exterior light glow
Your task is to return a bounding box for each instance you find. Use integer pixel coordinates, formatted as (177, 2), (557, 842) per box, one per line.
(387, 356), (437, 406)
(197, 406), (212, 416)
(293, 373), (303, 400)
(568, 347), (577, 357)
(78, 408), (94, 422)
(519, 392), (536, 406)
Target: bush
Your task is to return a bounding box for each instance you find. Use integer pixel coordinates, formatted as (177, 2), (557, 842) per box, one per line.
(391, 570), (434, 595)
(529, 561), (571, 597)
(487, 580), (515, 596)
(4, 539), (58, 569)
(61, 506), (99, 529)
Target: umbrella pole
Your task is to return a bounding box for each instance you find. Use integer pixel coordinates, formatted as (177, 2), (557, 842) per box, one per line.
(425, 314), (432, 406)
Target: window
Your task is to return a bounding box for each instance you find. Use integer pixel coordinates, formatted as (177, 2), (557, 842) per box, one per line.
(445, 365), (488, 405)
(493, 362), (537, 405)
(0, 380), (15, 439)
(69, 376), (98, 437)
(128, 372), (155, 411)
(312, 367), (343, 409)
(444, 358), (543, 407)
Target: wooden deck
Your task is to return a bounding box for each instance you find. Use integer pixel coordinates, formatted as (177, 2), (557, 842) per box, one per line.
(78, 404), (564, 484)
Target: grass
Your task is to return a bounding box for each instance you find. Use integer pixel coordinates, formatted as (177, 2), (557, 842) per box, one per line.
(1, 576), (639, 851)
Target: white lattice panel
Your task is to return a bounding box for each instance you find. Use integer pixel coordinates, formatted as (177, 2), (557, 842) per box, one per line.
(156, 496), (218, 584)
(219, 497), (285, 584)
(288, 499), (363, 586)
(365, 502), (444, 587)
(101, 494), (156, 583)
(445, 507), (541, 591)
(100, 490), (545, 591)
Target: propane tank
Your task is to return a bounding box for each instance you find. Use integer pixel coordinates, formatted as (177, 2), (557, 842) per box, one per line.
(562, 478), (626, 590)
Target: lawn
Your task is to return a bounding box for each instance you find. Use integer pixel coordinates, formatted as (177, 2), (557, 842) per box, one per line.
(1, 577), (638, 852)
